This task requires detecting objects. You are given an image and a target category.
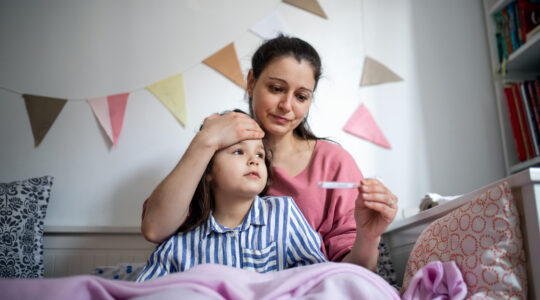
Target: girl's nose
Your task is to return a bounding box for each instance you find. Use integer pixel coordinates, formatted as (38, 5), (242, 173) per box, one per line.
(248, 155), (259, 166)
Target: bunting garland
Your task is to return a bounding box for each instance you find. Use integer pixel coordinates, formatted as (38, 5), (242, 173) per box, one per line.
(2, 1), (403, 150)
(203, 43), (246, 89)
(343, 104), (391, 149)
(23, 95), (67, 147)
(146, 73), (187, 127)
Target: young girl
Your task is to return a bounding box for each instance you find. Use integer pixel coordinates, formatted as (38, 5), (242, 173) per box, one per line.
(137, 119), (327, 281)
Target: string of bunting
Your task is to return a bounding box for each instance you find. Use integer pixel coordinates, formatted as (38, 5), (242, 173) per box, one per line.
(1, 0), (402, 149)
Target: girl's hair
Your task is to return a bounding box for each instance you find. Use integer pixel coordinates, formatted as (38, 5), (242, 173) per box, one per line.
(248, 34), (323, 141)
(178, 109), (274, 233)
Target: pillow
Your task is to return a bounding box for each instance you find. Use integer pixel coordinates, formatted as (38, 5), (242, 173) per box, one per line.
(377, 238), (399, 289)
(0, 176), (53, 278)
(92, 262), (146, 281)
(402, 181), (527, 298)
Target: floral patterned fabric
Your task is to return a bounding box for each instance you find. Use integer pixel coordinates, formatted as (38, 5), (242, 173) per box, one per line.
(0, 176), (53, 278)
(377, 238), (399, 289)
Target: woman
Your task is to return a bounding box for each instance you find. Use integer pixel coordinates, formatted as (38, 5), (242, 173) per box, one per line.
(141, 35), (398, 271)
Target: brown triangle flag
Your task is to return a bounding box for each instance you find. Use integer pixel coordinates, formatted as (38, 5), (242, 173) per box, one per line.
(23, 94), (67, 147)
(203, 43), (245, 89)
(283, 0), (327, 19)
(360, 56), (403, 87)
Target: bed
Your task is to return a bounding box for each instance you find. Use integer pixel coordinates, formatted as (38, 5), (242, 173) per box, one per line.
(2, 168), (539, 299)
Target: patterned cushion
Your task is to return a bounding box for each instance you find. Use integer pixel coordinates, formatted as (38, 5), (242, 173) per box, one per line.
(377, 238), (399, 289)
(402, 181), (527, 298)
(0, 176), (53, 278)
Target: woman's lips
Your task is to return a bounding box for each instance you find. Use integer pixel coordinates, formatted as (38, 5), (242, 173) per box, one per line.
(271, 115), (289, 125)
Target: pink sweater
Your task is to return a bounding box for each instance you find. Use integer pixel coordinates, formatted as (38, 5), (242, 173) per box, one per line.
(267, 140), (363, 261)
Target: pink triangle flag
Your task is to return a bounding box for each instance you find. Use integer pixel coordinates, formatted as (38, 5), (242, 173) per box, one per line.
(107, 93), (129, 146)
(88, 97), (114, 144)
(343, 104), (391, 149)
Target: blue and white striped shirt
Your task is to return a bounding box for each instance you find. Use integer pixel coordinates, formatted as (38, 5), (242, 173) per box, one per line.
(137, 195), (327, 281)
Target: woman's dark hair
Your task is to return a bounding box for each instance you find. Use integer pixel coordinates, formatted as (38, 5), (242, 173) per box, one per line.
(248, 34), (322, 140)
(178, 109), (274, 232)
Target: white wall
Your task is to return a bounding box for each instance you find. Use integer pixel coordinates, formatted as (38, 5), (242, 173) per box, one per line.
(0, 0), (504, 227)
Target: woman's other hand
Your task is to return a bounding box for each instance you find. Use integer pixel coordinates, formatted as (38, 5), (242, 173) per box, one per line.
(355, 178), (398, 240)
(199, 111), (265, 151)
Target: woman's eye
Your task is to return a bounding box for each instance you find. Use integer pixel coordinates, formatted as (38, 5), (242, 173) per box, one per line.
(296, 94), (308, 102)
(270, 85), (283, 92)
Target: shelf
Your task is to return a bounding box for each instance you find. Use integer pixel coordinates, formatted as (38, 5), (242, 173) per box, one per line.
(510, 156), (540, 174)
(488, 0), (513, 15)
(507, 32), (540, 73)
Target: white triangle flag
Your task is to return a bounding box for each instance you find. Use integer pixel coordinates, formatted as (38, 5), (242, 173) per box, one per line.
(250, 11), (288, 40)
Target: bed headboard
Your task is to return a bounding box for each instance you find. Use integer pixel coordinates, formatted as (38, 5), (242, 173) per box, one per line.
(383, 167), (540, 299)
(43, 226), (154, 277)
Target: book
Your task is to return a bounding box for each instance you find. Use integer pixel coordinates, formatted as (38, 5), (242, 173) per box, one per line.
(494, 11), (508, 63)
(502, 6), (514, 54)
(519, 82), (540, 156)
(504, 85), (527, 161)
(512, 83), (535, 159)
(517, 0), (540, 42)
(507, 4), (521, 51)
(526, 81), (540, 138)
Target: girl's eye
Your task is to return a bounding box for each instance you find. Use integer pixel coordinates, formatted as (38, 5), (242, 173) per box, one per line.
(233, 149), (243, 155)
(256, 153), (264, 159)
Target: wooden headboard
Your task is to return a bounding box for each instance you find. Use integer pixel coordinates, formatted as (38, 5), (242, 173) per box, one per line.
(383, 167), (540, 299)
(43, 226), (154, 277)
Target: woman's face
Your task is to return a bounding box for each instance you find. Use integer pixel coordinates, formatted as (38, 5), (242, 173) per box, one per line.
(248, 56), (316, 138)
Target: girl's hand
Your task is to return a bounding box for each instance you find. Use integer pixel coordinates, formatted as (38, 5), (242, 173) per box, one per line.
(199, 111), (265, 150)
(355, 178), (398, 240)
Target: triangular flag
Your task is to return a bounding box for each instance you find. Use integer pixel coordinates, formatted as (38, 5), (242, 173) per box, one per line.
(203, 43), (245, 89)
(282, 0), (327, 19)
(88, 97), (114, 144)
(146, 73), (187, 127)
(107, 93), (129, 146)
(360, 56), (403, 87)
(250, 11), (288, 40)
(343, 104), (391, 149)
(23, 94), (67, 147)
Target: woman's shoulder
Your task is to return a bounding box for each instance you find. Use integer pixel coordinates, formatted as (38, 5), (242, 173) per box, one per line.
(314, 139), (356, 163)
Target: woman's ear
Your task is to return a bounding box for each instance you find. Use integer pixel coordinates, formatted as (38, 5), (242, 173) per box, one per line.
(247, 69), (255, 98)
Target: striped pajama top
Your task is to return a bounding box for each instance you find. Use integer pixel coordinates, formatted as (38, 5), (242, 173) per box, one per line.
(137, 195), (327, 281)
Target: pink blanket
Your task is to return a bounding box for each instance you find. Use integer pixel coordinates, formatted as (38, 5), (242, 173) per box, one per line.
(0, 262), (399, 300)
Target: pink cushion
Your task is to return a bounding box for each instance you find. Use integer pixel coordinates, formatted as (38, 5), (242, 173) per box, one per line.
(402, 181), (527, 298)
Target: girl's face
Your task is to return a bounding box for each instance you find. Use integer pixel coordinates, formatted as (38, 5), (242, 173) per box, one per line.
(209, 139), (268, 199)
(248, 56), (316, 138)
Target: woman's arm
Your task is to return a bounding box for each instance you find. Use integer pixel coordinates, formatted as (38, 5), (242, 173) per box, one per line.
(141, 112), (264, 243)
(342, 178), (398, 271)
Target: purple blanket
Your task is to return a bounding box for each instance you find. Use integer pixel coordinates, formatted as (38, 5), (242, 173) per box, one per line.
(0, 262), (399, 300)
(402, 261), (467, 300)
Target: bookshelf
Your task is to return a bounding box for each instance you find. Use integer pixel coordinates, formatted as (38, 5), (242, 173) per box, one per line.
(483, 0), (540, 175)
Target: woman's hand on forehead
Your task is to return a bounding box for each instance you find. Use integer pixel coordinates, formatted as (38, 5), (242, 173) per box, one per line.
(200, 111), (265, 151)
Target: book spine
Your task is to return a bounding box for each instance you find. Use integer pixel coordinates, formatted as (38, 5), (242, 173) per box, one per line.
(494, 11), (508, 63)
(517, 0), (528, 43)
(520, 82), (540, 156)
(512, 83), (534, 159)
(503, 7), (514, 54)
(504, 85), (527, 161)
(526, 81), (540, 142)
(508, 4), (520, 51)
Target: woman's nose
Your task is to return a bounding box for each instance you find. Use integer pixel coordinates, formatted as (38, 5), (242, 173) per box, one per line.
(278, 93), (293, 112)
